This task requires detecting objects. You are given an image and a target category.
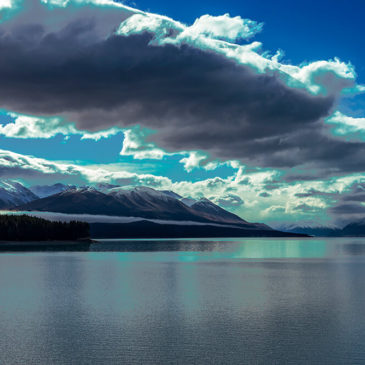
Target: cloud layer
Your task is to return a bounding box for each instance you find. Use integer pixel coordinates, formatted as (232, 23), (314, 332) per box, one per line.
(0, 0), (364, 176)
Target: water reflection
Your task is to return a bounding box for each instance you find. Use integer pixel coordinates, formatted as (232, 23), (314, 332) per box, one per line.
(340, 241), (365, 256)
(91, 238), (329, 259)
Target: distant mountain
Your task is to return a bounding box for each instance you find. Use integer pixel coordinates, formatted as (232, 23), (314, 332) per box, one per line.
(16, 185), (273, 231)
(0, 181), (38, 209)
(7, 181), (314, 237)
(17, 186), (245, 225)
(281, 221), (365, 237)
(280, 225), (341, 237)
(342, 220), (365, 236)
(29, 183), (75, 198)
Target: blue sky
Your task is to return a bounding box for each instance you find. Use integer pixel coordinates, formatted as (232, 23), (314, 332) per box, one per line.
(132, 0), (364, 76)
(0, 0), (364, 226)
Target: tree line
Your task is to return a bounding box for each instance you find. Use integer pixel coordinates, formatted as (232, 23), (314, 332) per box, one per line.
(0, 215), (90, 241)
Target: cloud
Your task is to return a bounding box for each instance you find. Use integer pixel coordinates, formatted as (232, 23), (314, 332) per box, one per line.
(120, 126), (166, 160)
(326, 111), (365, 140)
(120, 126), (215, 172)
(0, 0), (12, 9)
(0, 148), (172, 187)
(294, 188), (338, 198)
(118, 12), (362, 96)
(216, 193), (244, 208)
(181, 14), (263, 41)
(179, 151), (208, 172)
(293, 203), (320, 213)
(265, 205), (286, 214)
(0, 0), (363, 177)
(0, 112), (121, 140)
(0, 113), (76, 138)
(330, 203), (365, 215)
(329, 181), (365, 223)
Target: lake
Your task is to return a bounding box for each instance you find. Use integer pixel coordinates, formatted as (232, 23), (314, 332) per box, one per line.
(1, 237), (365, 364)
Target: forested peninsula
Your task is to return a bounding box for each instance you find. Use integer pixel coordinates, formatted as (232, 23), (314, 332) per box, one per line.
(0, 215), (90, 241)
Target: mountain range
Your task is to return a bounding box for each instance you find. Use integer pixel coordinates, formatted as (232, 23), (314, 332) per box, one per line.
(6, 180), (365, 237)
(16, 185), (269, 228)
(279, 221), (365, 237)
(0, 180), (308, 237)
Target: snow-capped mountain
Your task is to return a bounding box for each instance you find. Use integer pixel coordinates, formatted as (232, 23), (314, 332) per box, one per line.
(278, 220), (365, 237)
(0, 180), (39, 209)
(10, 182), (310, 236)
(107, 186), (211, 221)
(29, 183), (76, 198)
(16, 184), (265, 227)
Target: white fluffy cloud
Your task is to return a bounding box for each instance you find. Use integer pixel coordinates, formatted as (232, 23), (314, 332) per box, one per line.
(117, 10), (364, 98)
(0, 0), (12, 8)
(0, 148), (171, 187)
(0, 113), (237, 173)
(182, 13), (263, 41)
(120, 126), (167, 160)
(120, 126), (222, 172)
(326, 111), (365, 138)
(179, 152), (207, 172)
(0, 112), (121, 140)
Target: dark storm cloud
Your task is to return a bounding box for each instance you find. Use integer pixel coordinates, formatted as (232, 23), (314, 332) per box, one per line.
(330, 203), (365, 214)
(295, 188), (338, 198)
(217, 194), (244, 208)
(293, 203), (320, 213)
(329, 182), (365, 223)
(263, 181), (283, 191)
(0, 2), (364, 175)
(342, 193), (365, 202)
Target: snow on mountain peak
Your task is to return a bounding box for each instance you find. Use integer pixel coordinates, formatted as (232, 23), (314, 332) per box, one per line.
(0, 180), (38, 208)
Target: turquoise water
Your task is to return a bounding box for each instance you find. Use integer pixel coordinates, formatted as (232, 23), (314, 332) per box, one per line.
(1, 238), (365, 364)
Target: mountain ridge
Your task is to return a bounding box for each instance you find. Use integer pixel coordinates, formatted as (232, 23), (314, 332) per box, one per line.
(280, 221), (365, 237)
(16, 185), (261, 228)
(0, 181), (39, 209)
(1, 180), (310, 237)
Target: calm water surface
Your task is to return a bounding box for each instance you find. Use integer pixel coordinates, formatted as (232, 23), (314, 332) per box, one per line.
(1, 237), (365, 364)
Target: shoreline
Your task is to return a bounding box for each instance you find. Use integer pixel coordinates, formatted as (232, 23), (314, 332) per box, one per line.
(0, 239), (95, 252)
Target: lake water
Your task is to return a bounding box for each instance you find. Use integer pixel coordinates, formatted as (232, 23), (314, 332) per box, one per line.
(1, 237), (365, 364)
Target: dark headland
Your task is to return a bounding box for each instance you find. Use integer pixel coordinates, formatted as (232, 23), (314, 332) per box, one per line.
(0, 215), (92, 251)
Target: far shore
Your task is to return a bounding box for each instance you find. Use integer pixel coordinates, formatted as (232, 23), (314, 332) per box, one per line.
(0, 239), (96, 252)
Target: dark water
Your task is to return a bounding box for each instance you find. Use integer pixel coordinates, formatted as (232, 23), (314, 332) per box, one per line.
(1, 238), (365, 364)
